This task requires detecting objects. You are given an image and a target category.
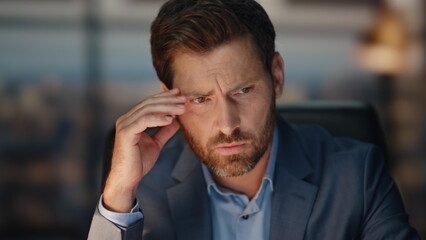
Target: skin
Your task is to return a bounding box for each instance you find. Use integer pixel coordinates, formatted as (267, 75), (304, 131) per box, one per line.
(103, 37), (284, 213)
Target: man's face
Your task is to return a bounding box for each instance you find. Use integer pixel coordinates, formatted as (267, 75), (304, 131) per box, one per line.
(171, 37), (282, 177)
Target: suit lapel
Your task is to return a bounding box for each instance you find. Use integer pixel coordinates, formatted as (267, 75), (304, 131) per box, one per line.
(166, 144), (212, 240)
(270, 118), (319, 240)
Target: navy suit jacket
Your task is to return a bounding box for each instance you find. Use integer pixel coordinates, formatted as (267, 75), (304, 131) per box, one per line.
(88, 116), (419, 240)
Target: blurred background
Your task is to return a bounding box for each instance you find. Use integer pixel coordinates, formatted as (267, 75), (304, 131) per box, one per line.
(0, 0), (424, 239)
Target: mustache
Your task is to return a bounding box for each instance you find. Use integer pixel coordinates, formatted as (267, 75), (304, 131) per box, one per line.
(210, 129), (253, 146)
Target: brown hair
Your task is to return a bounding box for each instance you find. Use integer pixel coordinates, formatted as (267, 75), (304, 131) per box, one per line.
(150, 0), (276, 89)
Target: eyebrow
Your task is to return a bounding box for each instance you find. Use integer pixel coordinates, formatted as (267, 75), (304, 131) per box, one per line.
(183, 89), (214, 97)
(183, 79), (259, 97)
(229, 79), (258, 92)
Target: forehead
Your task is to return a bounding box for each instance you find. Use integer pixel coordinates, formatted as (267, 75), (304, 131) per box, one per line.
(171, 37), (266, 93)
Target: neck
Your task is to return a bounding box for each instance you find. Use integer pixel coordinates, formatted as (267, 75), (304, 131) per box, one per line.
(212, 144), (272, 200)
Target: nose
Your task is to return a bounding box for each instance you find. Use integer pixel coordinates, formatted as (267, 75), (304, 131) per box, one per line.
(215, 96), (240, 136)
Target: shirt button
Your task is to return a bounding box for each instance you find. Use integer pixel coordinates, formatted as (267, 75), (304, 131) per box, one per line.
(242, 215), (249, 220)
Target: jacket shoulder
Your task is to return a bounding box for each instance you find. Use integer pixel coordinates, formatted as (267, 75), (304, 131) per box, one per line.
(287, 121), (382, 184)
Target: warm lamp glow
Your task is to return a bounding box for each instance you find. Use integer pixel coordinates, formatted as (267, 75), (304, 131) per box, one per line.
(357, 4), (409, 75)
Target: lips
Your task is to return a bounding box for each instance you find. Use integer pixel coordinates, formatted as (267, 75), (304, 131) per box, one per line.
(215, 142), (246, 155)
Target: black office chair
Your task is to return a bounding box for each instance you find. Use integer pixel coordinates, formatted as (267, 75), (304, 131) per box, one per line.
(276, 101), (387, 152)
(101, 101), (387, 190)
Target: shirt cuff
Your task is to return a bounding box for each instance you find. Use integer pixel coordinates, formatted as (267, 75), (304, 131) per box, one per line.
(98, 194), (143, 228)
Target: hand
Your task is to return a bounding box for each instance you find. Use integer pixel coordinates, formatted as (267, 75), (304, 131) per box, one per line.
(103, 88), (186, 213)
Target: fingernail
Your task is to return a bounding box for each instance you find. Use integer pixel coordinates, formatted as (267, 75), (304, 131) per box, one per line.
(170, 88), (179, 93)
(177, 104), (185, 109)
(177, 96), (186, 101)
(165, 116), (173, 121)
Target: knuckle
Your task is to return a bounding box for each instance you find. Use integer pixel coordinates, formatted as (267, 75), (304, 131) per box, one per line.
(138, 96), (150, 105)
(117, 125), (131, 136)
(115, 117), (124, 128)
(115, 124), (127, 137)
(144, 95), (156, 103)
(136, 104), (150, 115)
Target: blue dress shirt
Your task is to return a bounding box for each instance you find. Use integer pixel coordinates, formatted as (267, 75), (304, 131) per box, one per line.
(98, 127), (278, 238)
(98, 195), (143, 228)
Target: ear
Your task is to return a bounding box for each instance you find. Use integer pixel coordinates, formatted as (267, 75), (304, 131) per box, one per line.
(160, 81), (169, 92)
(271, 52), (285, 99)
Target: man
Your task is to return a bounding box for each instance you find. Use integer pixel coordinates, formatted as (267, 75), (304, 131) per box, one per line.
(88, 0), (419, 239)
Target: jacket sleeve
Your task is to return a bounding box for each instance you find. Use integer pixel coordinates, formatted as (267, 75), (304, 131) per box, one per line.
(360, 146), (419, 239)
(87, 206), (144, 240)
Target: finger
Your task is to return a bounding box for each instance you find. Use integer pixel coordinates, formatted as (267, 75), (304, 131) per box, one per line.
(144, 88), (179, 99)
(125, 103), (185, 124)
(155, 88), (180, 96)
(118, 102), (185, 134)
(119, 115), (175, 145)
(127, 92), (186, 117)
(140, 114), (175, 129)
(145, 95), (187, 107)
(144, 89), (182, 103)
(151, 119), (180, 149)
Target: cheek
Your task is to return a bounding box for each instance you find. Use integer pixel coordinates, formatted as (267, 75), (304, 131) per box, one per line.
(239, 91), (274, 129)
(179, 109), (213, 144)
(180, 105), (209, 124)
(238, 103), (264, 130)
(182, 101), (217, 126)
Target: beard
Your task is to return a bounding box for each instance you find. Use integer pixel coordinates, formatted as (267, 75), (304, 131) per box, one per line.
(180, 99), (276, 178)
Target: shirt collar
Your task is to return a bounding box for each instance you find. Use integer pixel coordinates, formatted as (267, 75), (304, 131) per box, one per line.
(264, 126), (279, 191)
(201, 126), (279, 194)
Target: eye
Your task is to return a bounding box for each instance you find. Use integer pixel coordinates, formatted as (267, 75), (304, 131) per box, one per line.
(237, 87), (253, 94)
(192, 96), (207, 103)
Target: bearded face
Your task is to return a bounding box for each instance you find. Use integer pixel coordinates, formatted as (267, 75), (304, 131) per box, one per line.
(181, 100), (275, 177)
(171, 37), (282, 178)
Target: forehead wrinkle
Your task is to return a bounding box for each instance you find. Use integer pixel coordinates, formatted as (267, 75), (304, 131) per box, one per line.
(180, 67), (226, 97)
(206, 64), (234, 96)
